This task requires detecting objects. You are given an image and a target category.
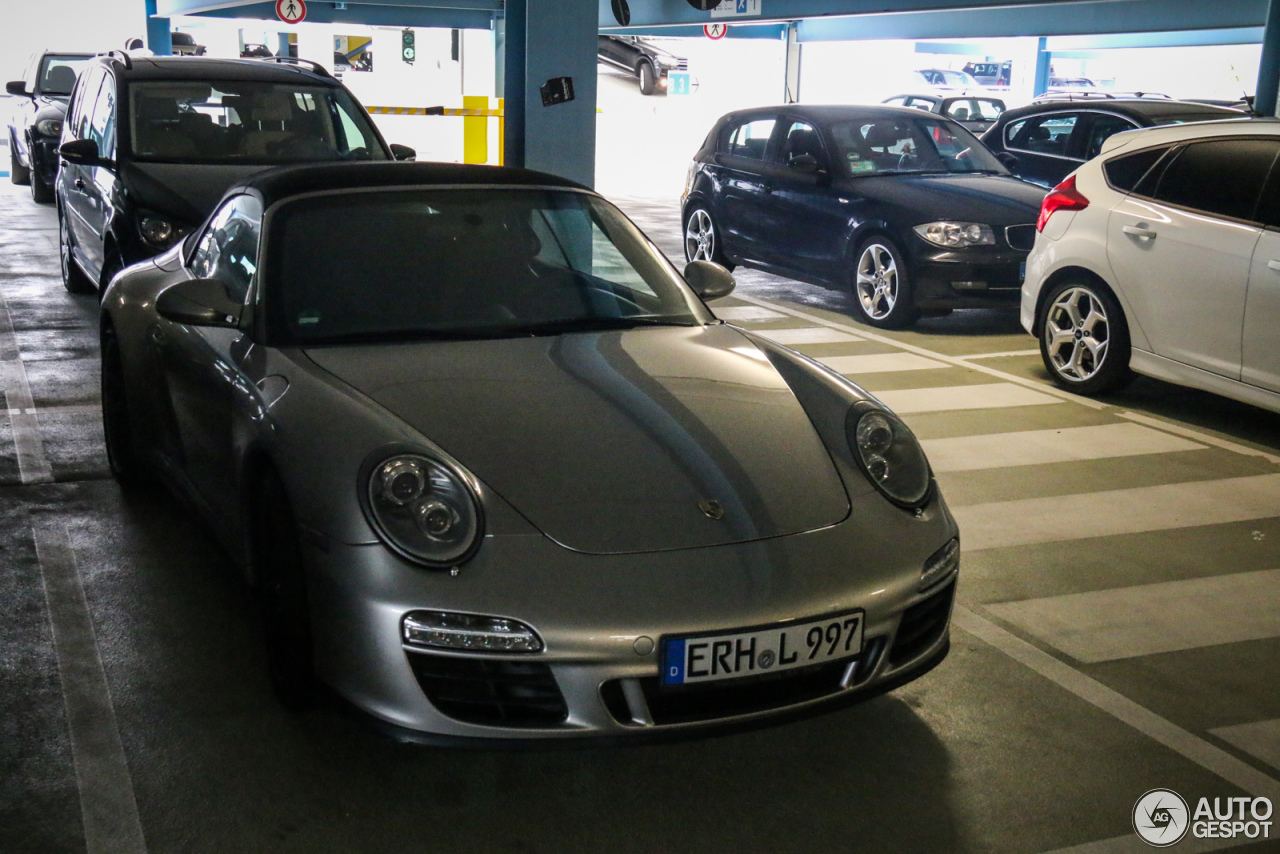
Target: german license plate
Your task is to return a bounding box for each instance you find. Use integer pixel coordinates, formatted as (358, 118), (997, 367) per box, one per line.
(661, 610), (864, 686)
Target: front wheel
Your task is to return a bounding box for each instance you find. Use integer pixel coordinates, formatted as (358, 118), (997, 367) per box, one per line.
(255, 471), (317, 711)
(683, 205), (734, 271)
(851, 237), (919, 329)
(638, 61), (656, 96)
(30, 171), (53, 204)
(59, 210), (95, 294)
(1038, 279), (1131, 394)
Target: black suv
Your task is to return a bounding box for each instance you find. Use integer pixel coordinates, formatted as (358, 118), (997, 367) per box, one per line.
(979, 98), (1243, 187)
(56, 53), (413, 296)
(597, 35), (686, 95)
(6, 51), (94, 202)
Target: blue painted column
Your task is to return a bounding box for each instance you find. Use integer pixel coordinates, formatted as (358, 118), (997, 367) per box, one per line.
(1257, 0), (1280, 115)
(1033, 36), (1050, 97)
(504, 0), (598, 187)
(277, 33), (292, 57)
(145, 0), (172, 55)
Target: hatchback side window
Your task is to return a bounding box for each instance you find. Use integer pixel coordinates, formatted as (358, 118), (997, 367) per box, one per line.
(1150, 139), (1280, 222)
(86, 76), (117, 158)
(67, 69), (102, 142)
(190, 195), (264, 302)
(777, 121), (827, 169)
(724, 118), (776, 160)
(1007, 114), (1078, 157)
(1104, 146), (1170, 193)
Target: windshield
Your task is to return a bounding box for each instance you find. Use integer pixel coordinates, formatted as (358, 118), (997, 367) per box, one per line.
(829, 116), (1008, 177)
(39, 55), (92, 96)
(266, 188), (711, 345)
(127, 81), (386, 163)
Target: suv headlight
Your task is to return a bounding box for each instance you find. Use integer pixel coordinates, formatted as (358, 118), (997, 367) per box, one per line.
(846, 403), (932, 509)
(35, 118), (63, 138)
(913, 221), (996, 248)
(365, 452), (483, 567)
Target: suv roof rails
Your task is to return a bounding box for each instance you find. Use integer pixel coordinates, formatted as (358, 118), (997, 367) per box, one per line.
(99, 49), (132, 70)
(266, 56), (331, 78)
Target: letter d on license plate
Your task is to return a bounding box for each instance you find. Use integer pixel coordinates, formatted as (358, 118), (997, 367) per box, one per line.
(662, 610), (864, 686)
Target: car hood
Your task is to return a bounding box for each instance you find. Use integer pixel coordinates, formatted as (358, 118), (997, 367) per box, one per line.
(851, 173), (1045, 224)
(119, 162), (268, 227)
(305, 324), (851, 554)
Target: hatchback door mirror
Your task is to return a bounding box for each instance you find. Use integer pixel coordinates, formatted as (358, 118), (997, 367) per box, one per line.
(684, 260), (736, 301)
(156, 278), (242, 328)
(390, 143), (416, 161)
(6, 80), (29, 97)
(788, 153), (820, 174)
(59, 138), (114, 169)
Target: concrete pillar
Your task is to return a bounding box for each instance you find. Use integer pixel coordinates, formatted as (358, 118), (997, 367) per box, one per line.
(277, 33), (292, 57)
(145, 0), (172, 55)
(1257, 0), (1280, 115)
(1033, 36), (1051, 97)
(784, 22), (801, 103)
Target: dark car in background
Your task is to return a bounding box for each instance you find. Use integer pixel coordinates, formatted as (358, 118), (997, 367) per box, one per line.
(681, 105), (1045, 329)
(6, 51), (93, 202)
(56, 53), (414, 296)
(170, 32), (206, 56)
(598, 34), (686, 95)
(980, 98), (1245, 187)
(881, 93), (1006, 134)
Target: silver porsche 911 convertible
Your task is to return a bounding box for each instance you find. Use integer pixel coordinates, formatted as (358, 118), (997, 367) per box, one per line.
(100, 162), (960, 742)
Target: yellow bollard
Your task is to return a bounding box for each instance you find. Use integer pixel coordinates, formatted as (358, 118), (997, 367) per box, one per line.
(463, 95), (488, 164)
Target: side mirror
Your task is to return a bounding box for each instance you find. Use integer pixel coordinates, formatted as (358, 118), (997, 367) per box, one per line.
(390, 143), (416, 162)
(156, 278), (242, 328)
(684, 260), (735, 301)
(788, 153), (820, 174)
(6, 80), (29, 97)
(59, 138), (114, 168)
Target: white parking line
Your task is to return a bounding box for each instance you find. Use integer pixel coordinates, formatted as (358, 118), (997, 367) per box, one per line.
(957, 349), (1043, 360)
(818, 352), (952, 374)
(750, 326), (865, 345)
(921, 423), (1204, 473)
(716, 305), (788, 322)
(986, 568), (1280, 663)
(1210, 718), (1280, 773)
(953, 473), (1280, 551)
(0, 285), (54, 483)
(34, 521), (148, 854)
(876, 382), (1064, 414)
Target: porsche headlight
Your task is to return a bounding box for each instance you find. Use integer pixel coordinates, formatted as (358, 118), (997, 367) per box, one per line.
(138, 212), (187, 249)
(847, 405), (932, 508)
(367, 453), (482, 567)
(913, 221), (996, 248)
(35, 118), (63, 138)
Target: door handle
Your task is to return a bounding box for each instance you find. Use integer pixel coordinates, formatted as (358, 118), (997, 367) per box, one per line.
(1122, 224), (1157, 239)
(1268, 260), (1280, 272)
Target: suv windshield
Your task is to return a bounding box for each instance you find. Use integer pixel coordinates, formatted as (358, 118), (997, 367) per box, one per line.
(830, 116), (1008, 177)
(127, 81), (386, 163)
(39, 55), (93, 96)
(267, 189), (709, 345)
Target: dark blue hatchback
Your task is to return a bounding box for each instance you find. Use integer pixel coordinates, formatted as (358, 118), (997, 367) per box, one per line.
(681, 105), (1047, 328)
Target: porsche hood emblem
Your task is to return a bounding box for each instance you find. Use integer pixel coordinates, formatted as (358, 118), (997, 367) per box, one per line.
(698, 499), (725, 520)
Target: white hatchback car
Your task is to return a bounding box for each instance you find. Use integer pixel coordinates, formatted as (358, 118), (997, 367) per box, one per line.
(1022, 118), (1280, 414)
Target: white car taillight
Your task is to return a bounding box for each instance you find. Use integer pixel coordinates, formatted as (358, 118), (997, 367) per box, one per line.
(1036, 175), (1090, 232)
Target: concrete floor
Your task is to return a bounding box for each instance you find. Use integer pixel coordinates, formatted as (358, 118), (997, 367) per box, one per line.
(2, 181), (1279, 854)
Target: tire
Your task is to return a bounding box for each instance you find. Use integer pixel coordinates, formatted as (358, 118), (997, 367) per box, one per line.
(9, 142), (30, 185)
(30, 172), (53, 204)
(59, 210), (95, 294)
(851, 236), (920, 329)
(100, 321), (149, 486)
(638, 60), (656, 96)
(1038, 278), (1131, 394)
(255, 471), (317, 711)
(98, 242), (125, 300)
(683, 204), (734, 271)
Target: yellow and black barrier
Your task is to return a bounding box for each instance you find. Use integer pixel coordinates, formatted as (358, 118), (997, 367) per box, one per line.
(366, 96), (504, 164)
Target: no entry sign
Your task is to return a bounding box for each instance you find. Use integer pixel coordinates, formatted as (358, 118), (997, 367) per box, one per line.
(276, 0), (306, 24)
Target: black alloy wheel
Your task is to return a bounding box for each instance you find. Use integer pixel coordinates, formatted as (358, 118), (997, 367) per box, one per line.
(256, 471), (317, 711)
(59, 210), (95, 294)
(1038, 278), (1132, 394)
(683, 204), (734, 271)
(100, 321), (148, 485)
(851, 235), (920, 329)
(638, 60), (656, 96)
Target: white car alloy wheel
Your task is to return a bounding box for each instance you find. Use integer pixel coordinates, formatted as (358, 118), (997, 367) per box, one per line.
(685, 208), (715, 263)
(853, 238), (918, 328)
(1039, 280), (1130, 393)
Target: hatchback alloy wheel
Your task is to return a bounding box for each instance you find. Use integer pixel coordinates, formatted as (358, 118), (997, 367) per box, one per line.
(685, 208), (715, 263)
(1039, 280), (1130, 394)
(853, 238), (918, 328)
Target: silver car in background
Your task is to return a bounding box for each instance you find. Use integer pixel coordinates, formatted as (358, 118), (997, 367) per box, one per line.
(101, 162), (959, 741)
